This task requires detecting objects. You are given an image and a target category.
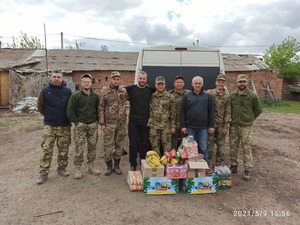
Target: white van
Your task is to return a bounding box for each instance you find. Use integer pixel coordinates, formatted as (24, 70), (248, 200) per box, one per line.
(135, 45), (225, 90)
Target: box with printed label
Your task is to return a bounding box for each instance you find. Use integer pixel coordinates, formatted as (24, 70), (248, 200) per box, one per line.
(143, 177), (179, 194)
(187, 161), (209, 178)
(127, 171), (143, 191)
(166, 163), (188, 179)
(181, 176), (218, 194)
(141, 159), (165, 177)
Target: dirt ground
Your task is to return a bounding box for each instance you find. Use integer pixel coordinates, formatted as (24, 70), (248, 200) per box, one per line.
(0, 110), (299, 225)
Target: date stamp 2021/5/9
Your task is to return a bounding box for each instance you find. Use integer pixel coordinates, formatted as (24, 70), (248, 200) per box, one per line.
(233, 210), (291, 217)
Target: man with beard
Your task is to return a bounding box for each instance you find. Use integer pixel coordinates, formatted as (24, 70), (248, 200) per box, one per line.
(229, 74), (262, 181)
(99, 71), (128, 175)
(125, 71), (155, 171)
(67, 73), (100, 179)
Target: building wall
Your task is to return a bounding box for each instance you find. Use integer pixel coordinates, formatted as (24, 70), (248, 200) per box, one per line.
(70, 70), (135, 94)
(225, 70), (282, 100)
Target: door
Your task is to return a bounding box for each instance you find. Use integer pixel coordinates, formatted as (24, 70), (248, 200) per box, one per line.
(0, 72), (9, 106)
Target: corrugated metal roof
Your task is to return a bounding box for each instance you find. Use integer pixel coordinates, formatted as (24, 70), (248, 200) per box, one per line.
(0, 49), (269, 72)
(31, 49), (139, 72)
(223, 54), (269, 71)
(0, 48), (43, 70)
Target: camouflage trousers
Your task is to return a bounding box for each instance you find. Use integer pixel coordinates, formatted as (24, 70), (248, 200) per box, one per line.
(171, 128), (187, 150)
(103, 123), (126, 162)
(40, 125), (71, 173)
(149, 128), (171, 155)
(229, 125), (253, 171)
(73, 122), (98, 166)
(208, 127), (227, 165)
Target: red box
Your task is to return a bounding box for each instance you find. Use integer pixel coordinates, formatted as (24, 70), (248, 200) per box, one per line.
(166, 163), (188, 179)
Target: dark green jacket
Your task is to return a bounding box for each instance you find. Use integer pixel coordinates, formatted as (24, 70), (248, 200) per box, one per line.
(67, 89), (99, 124)
(230, 89), (262, 126)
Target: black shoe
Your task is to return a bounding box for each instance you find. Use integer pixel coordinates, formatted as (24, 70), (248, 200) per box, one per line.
(57, 168), (69, 177)
(243, 170), (251, 181)
(230, 165), (238, 173)
(37, 171), (48, 185)
(130, 166), (137, 171)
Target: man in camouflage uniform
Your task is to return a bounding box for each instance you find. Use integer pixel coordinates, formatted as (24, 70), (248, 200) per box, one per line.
(99, 71), (128, 176)
(67, 73), (100, 179)
(36, 70), (72, 185)
(169, 75), (191, 150)
(206, 74), (231, 168)
(230, 74), (262, 181)
(148, 76), (176, 155)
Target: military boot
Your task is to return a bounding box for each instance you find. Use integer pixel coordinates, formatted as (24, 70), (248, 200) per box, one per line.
(243, 170), (251, 181)
(230, 165), (238, 173)
(114, 158), (122, 175)
(74, 165), (83, 179)
(104, 160), (113, 176)
(36, 171), (48, 185)
(57, 167), (69, 177)
(87, 162), (100, 175)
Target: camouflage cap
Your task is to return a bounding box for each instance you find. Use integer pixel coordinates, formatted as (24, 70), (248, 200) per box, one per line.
(155, 76), (165, 84)
(237, 74), (248, 82)
(81, 73), (93, 79)
(216, 74), (226, 81)
(111, 71), (121, 78)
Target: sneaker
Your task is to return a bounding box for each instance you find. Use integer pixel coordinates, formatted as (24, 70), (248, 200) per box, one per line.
(57, 168), (69, 177)
(230, 165), (238, 173)
(36, 171), (48, 185)
(243, 170), (251, 181)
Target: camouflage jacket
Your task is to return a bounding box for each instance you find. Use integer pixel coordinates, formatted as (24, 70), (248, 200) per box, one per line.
(98, 85), (128, 125)
(148, 91), (176, 129)
(169, 89), (191, 128)
(208, 88), (231, 128)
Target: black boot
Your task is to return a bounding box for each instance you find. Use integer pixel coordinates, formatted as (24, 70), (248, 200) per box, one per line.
(104, 160), (113, 176)
(114, 159), (122, 175)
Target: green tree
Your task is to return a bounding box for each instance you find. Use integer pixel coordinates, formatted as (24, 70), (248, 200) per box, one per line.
(264, 36), (300, 80)
(11, 31), (43, 49)
(101, 45), (108, 51)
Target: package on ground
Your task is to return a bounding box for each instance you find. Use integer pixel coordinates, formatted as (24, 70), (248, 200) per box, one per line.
(214, 166), (232, 189)
(166, 163), (188, 179)
(178, 136), (198, 156)
(188, 161), (209, 178)
(143, 177), (179, 194)
(127, 171), (143, 191)
(181, 176), (218, 194)
(141, 159), (165, 177)
(187, 153), (204, 162)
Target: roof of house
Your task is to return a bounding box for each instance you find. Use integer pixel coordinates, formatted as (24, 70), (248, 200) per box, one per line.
(0, 48), (269, 73)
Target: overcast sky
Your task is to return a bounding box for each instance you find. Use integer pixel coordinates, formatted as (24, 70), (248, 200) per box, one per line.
(0, 0), (299, 54)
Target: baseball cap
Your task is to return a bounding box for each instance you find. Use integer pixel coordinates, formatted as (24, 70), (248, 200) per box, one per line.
(216, 74), (226, 81)
(174, 75), (184, 81)
(155, 76), (165, 84)
(111, 71), (121, 78)
(237, 74), (248, 82)
(81, 73), (93, 79)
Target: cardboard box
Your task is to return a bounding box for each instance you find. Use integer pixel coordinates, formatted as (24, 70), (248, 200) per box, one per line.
(166, 163), (188, 179)
(181, 176), (218, 194)
(141, 159), (165, 177)
(143, 177), (179, 194)
(187, 161), (209, 178)
(127, 171), (143, 191)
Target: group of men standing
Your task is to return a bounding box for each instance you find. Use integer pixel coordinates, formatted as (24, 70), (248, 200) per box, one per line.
(36, 69), (261, 185)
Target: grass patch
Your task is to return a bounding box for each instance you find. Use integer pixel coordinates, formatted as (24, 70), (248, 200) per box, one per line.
(261, 100), (300, 114)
